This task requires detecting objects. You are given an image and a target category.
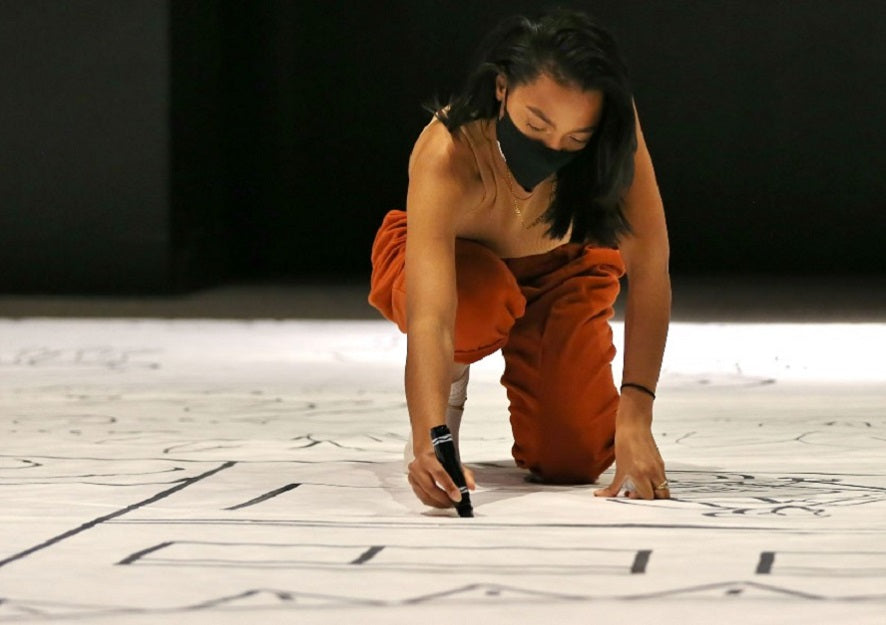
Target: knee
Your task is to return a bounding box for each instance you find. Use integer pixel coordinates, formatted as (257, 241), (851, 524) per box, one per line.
(516, 439), (615, 484)
(453, 240), (525, 362)
(512, 418), (616, 484)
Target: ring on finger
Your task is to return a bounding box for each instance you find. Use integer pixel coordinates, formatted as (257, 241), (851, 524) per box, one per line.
(654, 479), (669, 490)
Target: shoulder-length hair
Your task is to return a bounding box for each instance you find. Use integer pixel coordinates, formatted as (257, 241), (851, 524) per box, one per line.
(427, 9), (637, 247)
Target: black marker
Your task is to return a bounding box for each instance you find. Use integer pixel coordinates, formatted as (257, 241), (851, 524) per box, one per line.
(430, 424), (473, 517)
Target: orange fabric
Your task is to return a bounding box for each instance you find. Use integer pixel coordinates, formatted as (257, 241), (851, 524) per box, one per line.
(502, 244), (624, 483)
(368, 209), (625, 484)
(368, 210), (409, 332)
(369, 210), (526, 362)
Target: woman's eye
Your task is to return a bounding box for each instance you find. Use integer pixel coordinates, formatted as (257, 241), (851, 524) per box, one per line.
(570, 136), (590, 144)
(527, 123), (545, 132)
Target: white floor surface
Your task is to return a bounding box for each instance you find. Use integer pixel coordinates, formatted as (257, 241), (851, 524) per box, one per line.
(1, 319), (885, 624)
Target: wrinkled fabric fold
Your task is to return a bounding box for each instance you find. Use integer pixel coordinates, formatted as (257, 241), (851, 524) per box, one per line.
(368, 209), (624, 484)
(503, 244), (624, 483)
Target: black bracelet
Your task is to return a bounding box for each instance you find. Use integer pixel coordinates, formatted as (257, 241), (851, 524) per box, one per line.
(620, 382), (656, 400)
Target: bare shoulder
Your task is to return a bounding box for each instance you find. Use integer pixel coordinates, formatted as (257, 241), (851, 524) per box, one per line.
(619, 102), (669, 273)
(407, 118), (483, 211)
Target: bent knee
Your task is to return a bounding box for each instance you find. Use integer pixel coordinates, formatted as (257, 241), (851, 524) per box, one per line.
(513, 435), (615, 485)
(453, 240), (525, 362)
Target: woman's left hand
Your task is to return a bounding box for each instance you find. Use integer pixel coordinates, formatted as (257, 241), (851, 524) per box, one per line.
(594, 411), (669, 500)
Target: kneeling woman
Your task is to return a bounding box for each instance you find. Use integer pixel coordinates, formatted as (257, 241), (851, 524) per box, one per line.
(369, 9), (671, 510)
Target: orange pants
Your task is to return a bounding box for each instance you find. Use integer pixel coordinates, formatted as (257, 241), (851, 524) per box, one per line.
(368, 210), (625, 484)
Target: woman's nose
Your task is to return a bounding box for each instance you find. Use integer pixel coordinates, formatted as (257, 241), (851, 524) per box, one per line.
(543, 135), (571, 152)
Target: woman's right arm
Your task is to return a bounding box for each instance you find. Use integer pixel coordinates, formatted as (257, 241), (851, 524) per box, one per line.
(402, 127), (477, 508)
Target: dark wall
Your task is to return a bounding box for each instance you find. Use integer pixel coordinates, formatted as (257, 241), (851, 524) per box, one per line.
(0, 1), (883, 294)
(283, 0), (886, 278)
(606, 1), (886, 275)
(0, 0), (171, 292)
(0, 1), (230, 293)
(217, 1), (415, 282)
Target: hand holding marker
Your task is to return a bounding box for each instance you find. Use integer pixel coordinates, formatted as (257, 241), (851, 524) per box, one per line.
(430, 425), (473, 517)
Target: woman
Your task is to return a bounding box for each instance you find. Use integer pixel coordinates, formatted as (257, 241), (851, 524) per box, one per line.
(369, 9), (671, 510)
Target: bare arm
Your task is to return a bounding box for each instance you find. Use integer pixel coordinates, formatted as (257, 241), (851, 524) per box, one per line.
(595, 102), (672, 500)
(619, 103), (671, 411)
(402, 124), (481, 507)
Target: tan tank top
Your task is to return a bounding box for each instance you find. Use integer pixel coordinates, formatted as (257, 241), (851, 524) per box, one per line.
(451, 117), (570, 258)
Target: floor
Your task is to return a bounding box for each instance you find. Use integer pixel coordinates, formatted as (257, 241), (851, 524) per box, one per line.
(1, 279), (885, 624)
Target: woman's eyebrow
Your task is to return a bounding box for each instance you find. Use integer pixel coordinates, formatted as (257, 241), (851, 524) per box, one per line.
(527, 105), (596, 133)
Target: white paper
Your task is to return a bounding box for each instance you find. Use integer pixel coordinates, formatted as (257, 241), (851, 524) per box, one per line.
(0, 319), (884, 624)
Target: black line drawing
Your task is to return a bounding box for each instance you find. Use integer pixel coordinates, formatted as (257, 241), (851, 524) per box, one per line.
(403, 583), (588, 604)
(605, 471), (886, 518)
(0, 462), (235, 569)
(619, 580), (831, 600)
(631, 550), (652, 574)
(115, 540), (652, 575)
(0, 597), (129, 621)
(350, 545), (385, 565)
(1, 324), (884, 623)
(224, 484), (301, 510)
(0, 581), (883, 624)
(117, 542), (174, 566)
(108, 518), (807, 531)
(755, 551), (886, 577)
(183, 588), (382, 609)
(756, 551), (775, 574)
(0, 464), (186, 484)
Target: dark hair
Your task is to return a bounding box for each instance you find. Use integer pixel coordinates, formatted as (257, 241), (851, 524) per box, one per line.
(426, 8), (637, 247)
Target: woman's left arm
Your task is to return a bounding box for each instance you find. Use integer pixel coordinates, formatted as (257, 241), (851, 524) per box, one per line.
(595, 102), (672, 500)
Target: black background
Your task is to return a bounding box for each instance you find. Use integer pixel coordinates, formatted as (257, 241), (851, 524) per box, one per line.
(1, 0), (884, 293)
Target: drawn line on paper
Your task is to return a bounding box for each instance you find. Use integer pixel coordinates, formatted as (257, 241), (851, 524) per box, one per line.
(107, 518), (806, 532)
(0, 461), (235, 569)
(403, 583), (587, 605)
(1, 581), (885, 619)
(753, 550), (886, 577)
(115, 541), (648, 575)
(188, 589), (296, 609)
(224, 484), (301, 511)
(622, 579), (825, 600)
(185, 588), (380, 610)
(117, 542), (175, 566)
(0, 466), (186, 481)
(631, 549), (651, 574)
(351, 545), (385, 565)
(756, 551), (775, 574)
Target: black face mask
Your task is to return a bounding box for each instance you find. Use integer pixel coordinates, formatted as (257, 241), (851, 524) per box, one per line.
(496, 97), (581, 191)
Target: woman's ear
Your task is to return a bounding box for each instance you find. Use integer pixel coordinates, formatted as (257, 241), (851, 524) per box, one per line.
(495, 74), (507, 102)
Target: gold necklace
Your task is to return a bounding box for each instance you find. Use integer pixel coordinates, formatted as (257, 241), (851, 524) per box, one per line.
(503, 170), (553, 229)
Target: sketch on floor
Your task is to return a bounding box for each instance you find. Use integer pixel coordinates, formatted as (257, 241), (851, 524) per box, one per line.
(0, 319), (884, 623)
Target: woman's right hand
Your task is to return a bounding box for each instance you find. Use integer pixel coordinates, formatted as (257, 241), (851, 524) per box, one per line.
(407, 449), (476, 509)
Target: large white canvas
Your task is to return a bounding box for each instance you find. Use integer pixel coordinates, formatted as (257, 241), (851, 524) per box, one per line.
(1, 319), (884, 624)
